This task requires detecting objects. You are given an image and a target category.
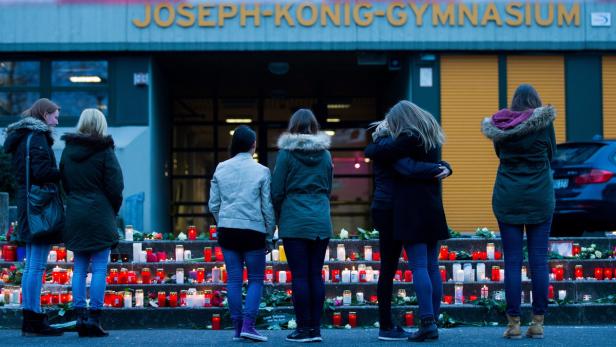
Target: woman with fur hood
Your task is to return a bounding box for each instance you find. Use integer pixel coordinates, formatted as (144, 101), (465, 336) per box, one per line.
(3, 98), (64, 336)
(272, 109), (332, 343)
(481, 84), (556, 340)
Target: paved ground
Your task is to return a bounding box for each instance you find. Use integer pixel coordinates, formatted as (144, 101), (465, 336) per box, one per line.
(1, 326), (615, 346)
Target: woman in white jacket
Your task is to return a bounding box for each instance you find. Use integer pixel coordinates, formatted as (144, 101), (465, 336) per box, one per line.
(209, 125), (275, 342)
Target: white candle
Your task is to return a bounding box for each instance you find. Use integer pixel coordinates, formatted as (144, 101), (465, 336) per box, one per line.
(500, 269), (505, 281)
(265, 252), (271, 261)
(452, 263), (462, 275)
(337, 244), (346, 261)
(558, 290), (567, 300)
(463, 263), (474, 282)
(372, 270), (380, 282)
(125, 225), (134, 241)
(11, 289), (20, 304)
(48, 250), (57, 262)
(132, 243), (142, 263)
(67, 250), (74, 263)
(341, 268), (351, 283)
(140, 251), (147, 263)
(455, 269), (465, 282)
(176, 268), (185, 284)
(454, 283), (463, 304)
(278, 271), (287, 284)
(356, 292), (364, 304)
(184, 250), (191, 261)
(364, 246), (372, 261)
(521, 266), (528, 281)
(486, 243), (495, 260)
(343, 290), (352, 305)
(350, 268), (359, 283)
(324, 247), (330, 261)
(322, 265), (330, 283)
(124, 292), (132, 308)
(272, 249), (280, 261)
(521, 291), (525, 303)
(481, 285), (489, 299)
(366, 269), (373, 282)
(175, 245), (184, 262)
(212, 267), (221, 283)
(476, 263), (486, 281)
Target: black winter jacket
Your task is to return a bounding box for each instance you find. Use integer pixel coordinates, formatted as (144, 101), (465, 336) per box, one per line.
(3, 117), (62, 244)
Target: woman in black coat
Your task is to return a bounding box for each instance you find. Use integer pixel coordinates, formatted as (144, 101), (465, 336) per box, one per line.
(365, 101), (450, 342)
(60, 108), (124, 337)
(3, 98), (64, 336)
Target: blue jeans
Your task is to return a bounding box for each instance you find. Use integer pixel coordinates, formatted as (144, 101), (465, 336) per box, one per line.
(73, 248), (111, 310)
(404, 242), (442, 320)
(22, 243), (51, 312)
(222, 247), (265, 322)
(498, 218), (551, 317)
(283, 237), (329, 329)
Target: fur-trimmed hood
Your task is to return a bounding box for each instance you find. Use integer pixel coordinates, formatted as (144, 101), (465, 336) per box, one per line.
(371, 120), (391, 142)
(277, 132), (331, 166)
(481, 106), (556, 142)
(3, 117), (53, 153)
(61, 133), (115, 162)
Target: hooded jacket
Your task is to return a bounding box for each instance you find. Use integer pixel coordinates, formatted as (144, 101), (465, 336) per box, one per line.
(3, 117), (61, 244)
(481, 106), (556, 225)
(271, 132), (333, 240)
(60, 133), (124, 252)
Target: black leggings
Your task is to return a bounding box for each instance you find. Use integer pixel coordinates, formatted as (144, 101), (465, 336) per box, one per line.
(372, 208), (403, 330)
(283, 237), (330, 329)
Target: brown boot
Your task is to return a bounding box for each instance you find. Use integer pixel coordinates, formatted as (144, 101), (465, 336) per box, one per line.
(526, 315), (544, 339)
(503, 314), (522, 339)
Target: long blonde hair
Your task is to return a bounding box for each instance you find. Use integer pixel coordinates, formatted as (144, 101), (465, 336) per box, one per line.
(385, 101), (445, 151)
(76, 108), (108, 137)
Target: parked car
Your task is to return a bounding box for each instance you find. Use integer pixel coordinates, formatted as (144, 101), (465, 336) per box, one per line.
(551, 140), (616, 236)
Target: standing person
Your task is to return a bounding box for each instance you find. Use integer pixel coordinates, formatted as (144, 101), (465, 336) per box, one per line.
(272, 109), (332, 343)
(481, 84), (556, 339)
(60, 109), (124, 337)
(209, 125), (275, 342)
(3, 98), (64, 336)
(365, 101), (449, 342)
(366, 119), (451, 341)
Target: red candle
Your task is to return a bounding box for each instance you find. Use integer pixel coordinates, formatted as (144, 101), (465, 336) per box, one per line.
(104, 291), (114, 306)
(56, 247), (67, 262)
(604, 268), (613, 280)
(332, 312), (342, 326)
(439, 245), (449, 260)
(439, 266), (446, 282)
(114, 292), (122, 307)
(574, 265), (584, 279)
(331, 269), (340, 283)
(394, 270), (402, 281)
(156, 268), (166, 283)
(595, 267), (604, 280)
(404, 270), (412, 283)
(243, 267), (248, 283)
(222, 268), (228, 283)
(348, 312), (357, 328)
(286, 270), (292, 283)
(118, 268), (128, 284)
(359, 270), (367, 283)
(215, 247), (224, 262)
(59, 269), (68, 285)
(51, 293), (60, 305)
(472, 251), (481, 261)
(180, 290), (187, 306)
(169, 292), (178, 307)
(443, 295), (453, 304)
(554, 265), (564, 281)
(372, 252), (380, 261)
(209, 225), (218, 240)
(480, 252), (487, 260)
(470, 295), (478, 301)
(491, 266), (500, 282)
(204, 247), (212, 262)
(197, 268), (205, 283)
(405, 311), (415, 327)
(212, 314), (221, 330)
(265, 266), (274, 283)
(156, 251), (167, 262)
(370, 295), (378, 303)
(2, 245), (16, 261)
(127, 271), (137, 284)
(204, 290), (213, 307)
(59, 291), (69, 304)
(158, 291), (166, 307)
(141, 268), (151, 284)
(548, 285), (554, 300)
(448, 252), (457, 261)
(572, 243), (581, 256)
(41, 291), (51, 306)
(188, 225), (197, 240)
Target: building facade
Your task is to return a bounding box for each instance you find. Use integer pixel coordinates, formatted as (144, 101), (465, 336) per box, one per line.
(1, 0), (615, 234)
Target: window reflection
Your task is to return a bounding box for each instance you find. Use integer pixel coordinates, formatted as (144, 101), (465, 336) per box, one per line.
(51, 91), (108, 117)
(0, 92), (39, 116)
(52, 61), (108, 86)
(0, 61), (40, 87)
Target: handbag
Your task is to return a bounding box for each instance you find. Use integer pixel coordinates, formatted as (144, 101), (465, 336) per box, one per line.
(25, 133), (65, 239)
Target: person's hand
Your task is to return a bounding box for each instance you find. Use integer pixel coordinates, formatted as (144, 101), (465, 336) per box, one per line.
(435, 166), (451, 179)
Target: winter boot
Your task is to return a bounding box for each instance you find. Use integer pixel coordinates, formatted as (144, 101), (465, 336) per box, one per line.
(84, 309), (108, 337)
(285, 328), (313, 343)
(21, 310), (64, 337)
(240, 318), (267, 342)
(408, 317), (438, 342)
(503, 314), (522, 339)
(232, 319), (243, 341)
(526, 315), (544, 339)
(74, 308), (88, 337)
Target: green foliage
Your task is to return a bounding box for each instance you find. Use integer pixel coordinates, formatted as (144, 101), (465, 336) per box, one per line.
(468, 297), (507, 314)
(595, 295), (616, 304)
(0, 146), (16, 204)
(357, 227), (379, 240)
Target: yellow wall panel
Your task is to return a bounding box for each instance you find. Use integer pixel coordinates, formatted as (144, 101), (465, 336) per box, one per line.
(506, 56), (566, 143)
(603, 56), (616, 139)
(440, 55), (499, 232)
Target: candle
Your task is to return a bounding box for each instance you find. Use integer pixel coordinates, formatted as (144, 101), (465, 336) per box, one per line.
(140, 250), (147, 263)
(373, 252), (380, 261)
(203, 247), (212, 262)
(209, 225), (218, 240)
(470, 295), (478, 302)
(356, 292), (364, 304)
(405, 311), (415, 327)
(211, 267), (221, 283)
(184, 250), (192, 261)
(454, 283), (463, 304)
(554, 265), (564, 281)
(109, 269), (119, 284)
(158, 291), (166, 307)
(394, 270), (402, 282)
(187, 225), (197, 240)
(322, 265), (330, 282)
(175, 245), (184, 262)
(278, 270), (287, 284)
(204, 290), (213, 307)
(215, 247), (224, 262)
(211, 314), (221, 330)
(271, 249), (280, 261)
(481, 285), (489, 299)
(404, 270), (412, 283)
(324, 247), (330, 261)
(331, 269), (340, 283)
(265, 266), (274, 283)
(337, 244), (346, 261)
(141, 268), (151, 284)
(370, 295), (378, 304)
(279, 245), (287, 262)
(452, 263), (462, 276)
(350, 268), (359, 283)
(372, 270), (380, 282)
(56, 247), (67, 262)
(176, 268), (185, 284)
(67, 250), (74, 263)
(364, 246), (372, 261)
(332, 312), (342, 326)
(477, 263), (486, 281)
(521, 266), (528, 281)
(486, 243), (495, 260)
(343, 290), (352, 305)
(439, 266), (446, 282)
(604, 267), (613, 280)
(180, 290), (187, 306)
(492, 266), (500, 281)
(594, 267), (603, 280)
(348, 312), (357, 328)
(558, 290), (566, 300)
(124, 292), (132, 308)
(118, 268), (128, 284)
(572, 243), (581, 256)
(443, 295), (453, 305)
(499, 269), (505, 281)
(125, 225), (134, 241)
(548, 285), (554, 300)
(156, 268), (165, 283)
(455, 269), (465, 283)
(169, 292), (178, 307)
(135, 289), (144, 307)
(365, 268), (373, 283)
(575, 265), (584, 279)
(439, 245), (449, 260)
(341, 268), (351, 283)
(48, 250), (57, 262)
(463, 263), (474, 282)
(60, 290), (69, 304)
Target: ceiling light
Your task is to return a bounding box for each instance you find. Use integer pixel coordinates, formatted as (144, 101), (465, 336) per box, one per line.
(327, 104), (351, 110)
(326, 118), (341, 123)
(225, 118), (252, 124)
(364, 158), (371, 163)
(69, 75), (102, 83)
(325, 130), (336, 136)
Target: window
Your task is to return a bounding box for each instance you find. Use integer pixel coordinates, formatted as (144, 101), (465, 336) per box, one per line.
(0, 61), (40, 117)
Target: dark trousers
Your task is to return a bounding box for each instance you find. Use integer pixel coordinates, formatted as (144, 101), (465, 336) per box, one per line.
(283, 237), (330, 329)
(404, 242), (442, 320)
(498, 218), (552, 317)
(372, 208), (404, 330)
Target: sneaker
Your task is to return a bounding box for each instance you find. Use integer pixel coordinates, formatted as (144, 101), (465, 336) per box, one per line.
(309, 327), (323, 342)
(240, 318), (267, 342)
(286, 328), (313, 343)
(378, 325), (412, 341)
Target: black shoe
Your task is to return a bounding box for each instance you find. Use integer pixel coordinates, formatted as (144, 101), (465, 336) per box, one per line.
(286, 328), (313, 343)
(378, 325), (412, 341)
(21, 310), (64, 337)
(83, 309), (108, 337)
(408, 317), (438, 342)
(74, 308), (88, 337)
(309, 327), (323, 342)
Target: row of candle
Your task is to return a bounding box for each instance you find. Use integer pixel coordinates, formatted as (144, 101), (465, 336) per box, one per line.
(106, 267), (229, 285)
(332, 311), (415, 328)
(102, 289), (225, 308)
(131, 244), (225, 263)
(124, 225), (219, 242)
